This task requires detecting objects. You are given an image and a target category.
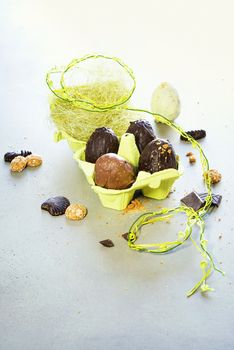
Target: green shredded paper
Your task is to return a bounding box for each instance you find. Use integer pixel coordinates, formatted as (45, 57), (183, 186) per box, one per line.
(47, 54), (224, 297)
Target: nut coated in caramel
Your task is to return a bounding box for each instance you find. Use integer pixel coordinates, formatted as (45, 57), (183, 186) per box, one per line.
(26, 154), (42, 167)
(10, 156), (27, 172)
(65, 204), (87, 221)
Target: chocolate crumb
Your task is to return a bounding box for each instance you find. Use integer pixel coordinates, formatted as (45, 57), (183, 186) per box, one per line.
(122, 233), (129, 241)
(124, 199), (145, 213)
(186, 152), (194, 157)
(99, 239), (114, 247)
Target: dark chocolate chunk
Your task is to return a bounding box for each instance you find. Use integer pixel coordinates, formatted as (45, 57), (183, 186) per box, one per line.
(181, 191), (205, 211)
(95, 153), (135, 190)
(126, 120), (156, 153)
(180, 130), (206, 141)
(85, 127), (119, 163)
(99, 239), (114, 247)
(199, 193), (222, 207)
(41, 196), (70, 216)
(139, 138), (177, 174)
(4, 150), (32, 162)
(122, 232), (129, 241)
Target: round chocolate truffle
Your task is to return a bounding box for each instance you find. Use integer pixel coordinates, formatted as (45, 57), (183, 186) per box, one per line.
(139, 139), (177, 173)
(85, 127), (119, 163)
(126, 120), (156, 153)
(94, 153), (135, 190)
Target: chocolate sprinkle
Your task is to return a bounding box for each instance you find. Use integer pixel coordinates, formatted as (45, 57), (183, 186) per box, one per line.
(181, 191), (205, 211)
(180, 130), (206, 141)
(4, 150), (32, 162)
(199, 193), (222, 207)
(99, 239), (114, 247)
(41, 196), (70, 216)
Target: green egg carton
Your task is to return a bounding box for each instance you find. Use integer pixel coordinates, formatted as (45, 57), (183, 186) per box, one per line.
(54, 130), (183, 210)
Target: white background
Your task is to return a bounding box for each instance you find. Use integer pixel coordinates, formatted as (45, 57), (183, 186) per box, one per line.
(1, 1), (234, 349)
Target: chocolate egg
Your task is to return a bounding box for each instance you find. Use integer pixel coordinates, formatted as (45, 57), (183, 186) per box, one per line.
(85, 127), (119, 163)
(126, 120), (156, 153)
(139, 139), (177, 173)
(94, 153), (135, 190)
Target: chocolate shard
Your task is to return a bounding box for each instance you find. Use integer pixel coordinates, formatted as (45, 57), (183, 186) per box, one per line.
(126, 120), (156, 153)
(99, 239), (114, 247)
(180, 130), (206, 141)
(122, 233), (129, 241)
(198, 193), (222, 207)
(181, 191), (205, 211)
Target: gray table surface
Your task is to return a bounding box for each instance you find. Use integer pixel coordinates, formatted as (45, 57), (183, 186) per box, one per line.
(1, 1), (234, 349)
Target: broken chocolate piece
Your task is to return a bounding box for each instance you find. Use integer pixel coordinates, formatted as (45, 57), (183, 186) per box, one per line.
(180, 130), (206, 141)
(122, 233), (129, 241)
(99, 239), (114, 247)
(126, 120), (156, 153)
(181, 191), (205, 211)
(199, 193), (222, 207)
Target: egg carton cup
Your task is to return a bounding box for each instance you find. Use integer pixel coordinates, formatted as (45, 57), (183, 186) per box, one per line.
(54, 130), (183, 210)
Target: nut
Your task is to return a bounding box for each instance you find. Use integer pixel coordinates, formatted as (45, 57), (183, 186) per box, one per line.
(186, 152), (193, 156)
(204, 169), (222, 184)
(189, 155), (196, 163)
(65, 204), (87, 221)
(10, 156), (27, 172)
(26, 154), (42, 167)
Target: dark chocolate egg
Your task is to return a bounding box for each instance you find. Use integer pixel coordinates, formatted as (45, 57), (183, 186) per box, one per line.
(139, 139), (177, 173)
(85, 127), (119, 163)
(94, 153), (135, 190)
(126, 120), (156, 153)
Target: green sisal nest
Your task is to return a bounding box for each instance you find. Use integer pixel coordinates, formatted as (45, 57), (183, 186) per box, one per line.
(50, 84), (141, 142)
(47, 55), (140, 141)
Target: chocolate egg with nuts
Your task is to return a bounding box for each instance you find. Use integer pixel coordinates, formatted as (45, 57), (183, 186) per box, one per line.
(126, 119), (156, 153)
(94, 153), (135, 190)
(139, 139), (177, 173)
(85, 127), (119, 163)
